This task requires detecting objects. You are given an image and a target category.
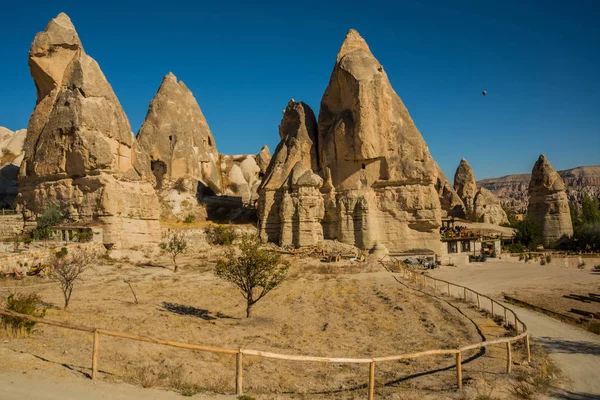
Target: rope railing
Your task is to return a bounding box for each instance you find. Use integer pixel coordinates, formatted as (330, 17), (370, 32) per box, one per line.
(0, 263), (530, 399)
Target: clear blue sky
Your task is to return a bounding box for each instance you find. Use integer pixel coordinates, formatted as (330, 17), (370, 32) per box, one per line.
(1, 0), (599, 180)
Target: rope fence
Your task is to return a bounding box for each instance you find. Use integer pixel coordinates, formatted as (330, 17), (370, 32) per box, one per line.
(0, 262), (530, 399)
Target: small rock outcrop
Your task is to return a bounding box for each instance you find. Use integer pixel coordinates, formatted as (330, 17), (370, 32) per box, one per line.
(256, 145), (271, 174)
(473, 187), (508, 225)
(18, 13), (160, 247)
(258, 100), (324, 247)
(453, 159), (477, 215)
(0, 127), (26, 208)
(527, 155), (573, 245)
(136, 73), (222, 219)
(220, 154), (261, 205)
(433, 163), (465, 218)
(316, 29), (441, 253)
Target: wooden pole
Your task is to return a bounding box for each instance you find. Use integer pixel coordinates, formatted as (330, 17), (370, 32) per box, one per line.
(456, 352), (462, 389)
(514, 315), (519, 333)
(525, 335), (531, 363)
(236, 351), (243, 395)
(463, 287), (467, 300)
(477, 294), (481, 308)
(491, 300), (494, 316)
(448, 282), (450, 296)
(92, 329), (100, 380)
(504, 307), (508, 326)
(506, 342), (512, 373)
(368, 361), (375, 400)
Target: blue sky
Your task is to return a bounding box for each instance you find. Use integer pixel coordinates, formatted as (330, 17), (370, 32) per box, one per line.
(1, 0), (598, 180)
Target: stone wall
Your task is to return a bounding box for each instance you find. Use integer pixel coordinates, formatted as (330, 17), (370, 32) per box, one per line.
(0, 214), (24, 240)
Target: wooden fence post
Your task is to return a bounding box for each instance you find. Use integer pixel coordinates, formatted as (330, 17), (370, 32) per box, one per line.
(447, 282), (450, 296)
(491, 300), (494, 317)
(236, 351), (243, 395)
(368, 361), (375, 400)
(504, 307), (508, 326)
(525, 334), (531, 363)
(463, 287), (467, 300)
(506, 342), (512, 373)
(92, 329), (100, 380)
(514, 315), (519, 333)
(456, 352), (462, 389)
(477, 294), (481, 309)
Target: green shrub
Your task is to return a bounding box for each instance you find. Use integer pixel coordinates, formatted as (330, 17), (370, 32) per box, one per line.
(75, 230), (93, 242)
(546, 255), (552, 263)
(594, 265), (600, 271)
(1, 293), (47, 336)
(183, 214), (196, 224)
(30, 203), (69, 241)
(237, 395), (257, 400)
(587, 321), (600, 335)
(205, 225), (237, 246)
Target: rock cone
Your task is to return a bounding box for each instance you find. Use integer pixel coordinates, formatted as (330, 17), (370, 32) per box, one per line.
(0, 127), (26, 208)
(316, 29), (441, 253)
(18, 13), (160, 247)
(453, 158), (477, 215)
(527, 155), (573, 245)
(474, 187), (508, 225)
(137, 73), (221, 194)
(433, 162), (465, 218)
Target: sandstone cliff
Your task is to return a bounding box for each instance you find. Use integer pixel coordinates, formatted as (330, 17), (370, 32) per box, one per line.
(478, 165), (600, 213)
(527, 155), (573, 245)
(317, 29), (441, 253)
(17, 13), (160, 247)
(433, 162), (465, 218)
(473, 187), (508, 225)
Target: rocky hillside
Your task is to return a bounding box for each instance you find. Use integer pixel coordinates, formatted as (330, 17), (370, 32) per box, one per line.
(478, 165), (600, 213)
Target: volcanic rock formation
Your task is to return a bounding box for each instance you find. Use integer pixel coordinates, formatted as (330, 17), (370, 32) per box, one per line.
(433, 162), (465, 218)
(527, 155), (573, 245)
(258, 100), (324, 247)
(454, 159), (477, 215)
(136, 73), (222, 219)
(18, 13), (160, 247)
(473, 187), (508, 225)
(316, 29), (442, 253)
(0, 127), (26, 208)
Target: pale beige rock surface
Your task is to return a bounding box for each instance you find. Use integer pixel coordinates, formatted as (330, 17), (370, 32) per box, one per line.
(256, 145), (271, 174)
(453, 158), (477, 215)
(17, 13), (160, 247)
(0, 128), (26, 208)
(258, 100), (323, 247)
(527, 155), (573, 245)
(473, 187), (508, 225)
(137, 73), (221, 194)
(317, 29), (441, 253)
(433, 162), (465, 218)
(220, 154), (261, 205)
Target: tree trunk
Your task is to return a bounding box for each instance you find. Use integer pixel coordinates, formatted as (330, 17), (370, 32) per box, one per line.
(246, 303), (252, 318)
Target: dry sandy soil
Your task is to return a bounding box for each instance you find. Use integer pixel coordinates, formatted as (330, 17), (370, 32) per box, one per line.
(0, 243), (545, 399)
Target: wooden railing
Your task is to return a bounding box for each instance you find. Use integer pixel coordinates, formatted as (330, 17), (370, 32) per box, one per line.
(0, 264), (530, 399)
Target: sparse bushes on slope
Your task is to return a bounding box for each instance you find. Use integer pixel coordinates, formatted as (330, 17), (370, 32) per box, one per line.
(205, 225), (237, 246)
(1, 292), (47, 336)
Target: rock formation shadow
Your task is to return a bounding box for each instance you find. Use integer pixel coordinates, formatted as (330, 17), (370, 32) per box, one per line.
(536, 337), (600, 356)
(160, 301), (235, 320)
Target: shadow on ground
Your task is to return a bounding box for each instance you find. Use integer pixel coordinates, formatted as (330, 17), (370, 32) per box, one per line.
(550, 391), (600, 400)
(537, 337), (600, 356)
(159, 301), (235, 320)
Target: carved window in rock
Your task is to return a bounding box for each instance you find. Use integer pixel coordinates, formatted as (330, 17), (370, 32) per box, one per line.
(151, 159), (167, 189)
(448, 241), (458, 254)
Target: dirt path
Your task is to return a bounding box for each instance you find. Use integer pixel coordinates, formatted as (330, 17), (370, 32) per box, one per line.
(430, 262), (600, 399)
(0, 371), (233, 400)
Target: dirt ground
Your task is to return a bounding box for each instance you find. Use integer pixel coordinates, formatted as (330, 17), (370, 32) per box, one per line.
(0, 243), (547, 399)
(430, 260), (600, 321)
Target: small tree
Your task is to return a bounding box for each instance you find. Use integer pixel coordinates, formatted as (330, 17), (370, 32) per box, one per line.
(48, 248), (96, 310)
(160, 231), (188, 272)
(215, 234), (288, 318)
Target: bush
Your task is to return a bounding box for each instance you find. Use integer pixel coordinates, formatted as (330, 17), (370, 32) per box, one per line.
(205, 225), (237, 246)
(594, 265), (600, 271)
(1, 293), (47, 336)
(587, 321), (600, 335)
(160, 231), (188, 272)
(540, 258), (546, 265)
(31, 203), (69, 241)
(183, 214), (196, 224)
(75, 230), (93, 242)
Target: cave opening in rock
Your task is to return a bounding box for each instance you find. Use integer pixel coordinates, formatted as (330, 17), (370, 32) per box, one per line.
(151, 159), (167, 189)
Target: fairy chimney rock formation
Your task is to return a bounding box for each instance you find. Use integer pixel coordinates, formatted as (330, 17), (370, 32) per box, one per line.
(18, 13), (160, 247)
(454, 159), (477, 215)
(256, 145), (271, 174)
(528, 155), (573, 245)
(433, 163), (466, 218)
(258, 100), (324, 247)
(474, 187), (508, 225)
(0, 127), (27, 207)
(137, 73), (221, 194)
(317, 29), (441, 253)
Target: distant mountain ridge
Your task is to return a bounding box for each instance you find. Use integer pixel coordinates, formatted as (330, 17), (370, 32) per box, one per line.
(477, 165), (600, 213)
